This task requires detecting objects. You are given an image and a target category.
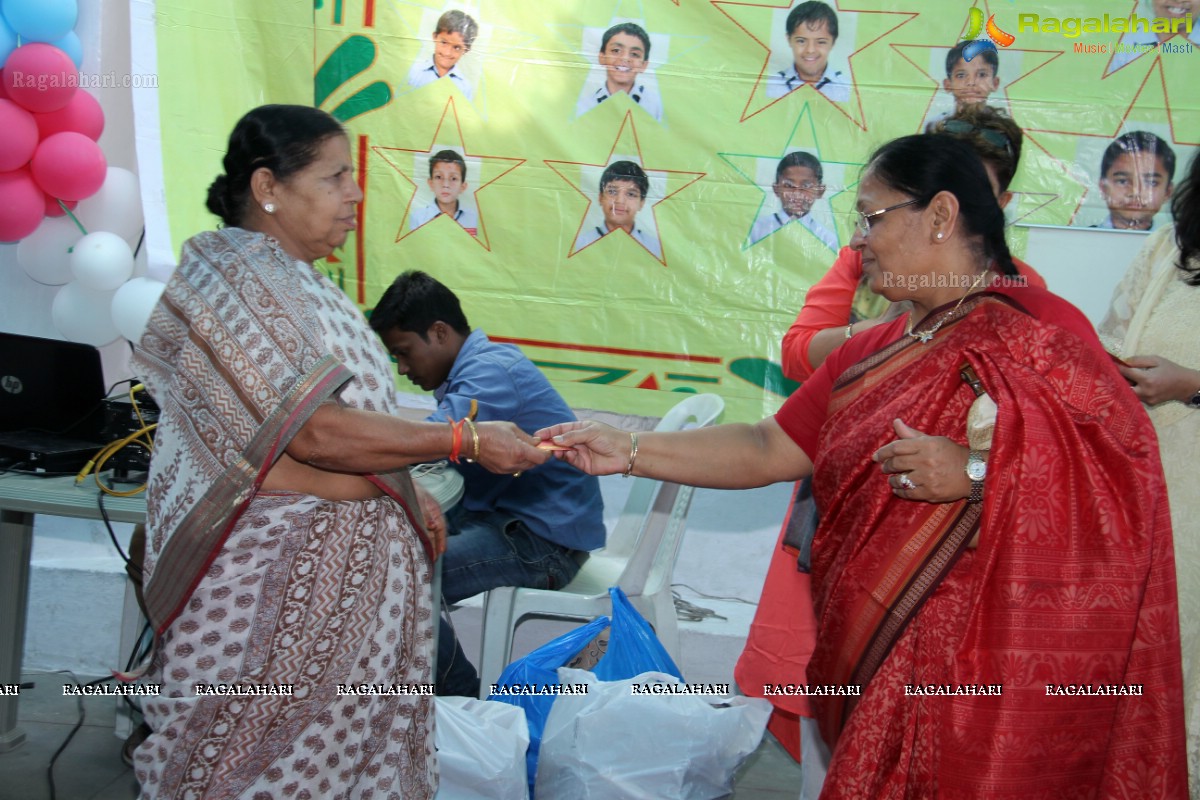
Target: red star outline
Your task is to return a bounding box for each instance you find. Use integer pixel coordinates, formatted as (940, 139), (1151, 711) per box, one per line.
(1098, 0), (1198, 78)
(369, 98), (524, 251)
(545, 112), (705, 265)
(710, 0), (917, 130)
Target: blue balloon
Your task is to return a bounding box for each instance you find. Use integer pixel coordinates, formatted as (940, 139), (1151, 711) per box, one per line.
(50, 30), (81, 68)
(1, 0), (77, 43)
(0, 11), (17, 63)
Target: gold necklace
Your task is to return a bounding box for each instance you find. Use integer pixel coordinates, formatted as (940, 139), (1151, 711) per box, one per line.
(905, 272), (988, 344)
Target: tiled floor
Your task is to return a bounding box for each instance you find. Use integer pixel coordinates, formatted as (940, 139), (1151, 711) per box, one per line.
(0, 671), (802, 799)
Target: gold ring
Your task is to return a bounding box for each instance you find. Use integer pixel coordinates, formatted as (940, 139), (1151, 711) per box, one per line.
(513, 471), (522, 478)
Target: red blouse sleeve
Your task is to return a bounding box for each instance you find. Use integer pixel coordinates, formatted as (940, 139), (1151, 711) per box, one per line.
(781, 247), (864, 382)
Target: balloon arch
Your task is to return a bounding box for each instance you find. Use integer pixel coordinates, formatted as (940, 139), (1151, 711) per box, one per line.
(2, 0), (162, 347)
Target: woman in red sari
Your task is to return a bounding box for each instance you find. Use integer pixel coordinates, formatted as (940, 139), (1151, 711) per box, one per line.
(541, 134), (1187, 797)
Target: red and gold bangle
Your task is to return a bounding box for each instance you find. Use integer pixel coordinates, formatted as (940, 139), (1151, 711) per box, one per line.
(449, 418), (464, 463)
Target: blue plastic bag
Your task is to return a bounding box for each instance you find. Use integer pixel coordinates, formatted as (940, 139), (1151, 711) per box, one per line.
(489, 588), (684, 797)
(593, 587), (681, 681)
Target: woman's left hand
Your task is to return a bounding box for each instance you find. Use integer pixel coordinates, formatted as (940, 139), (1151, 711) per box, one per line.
(874, 418), (972, 503)
(414, 483), (448, 558)
(1118, 355), (1200, 407)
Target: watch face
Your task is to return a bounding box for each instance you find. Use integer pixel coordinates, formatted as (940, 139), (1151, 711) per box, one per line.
(967, 457), (987, 481)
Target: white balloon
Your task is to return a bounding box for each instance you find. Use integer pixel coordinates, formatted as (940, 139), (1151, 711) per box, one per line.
(75, 167), (144, 246)
(110, 277), (165, 343)
(15, 215), (85, 285)
(51, 281), (120, 346)
(70, 231), (134, 291)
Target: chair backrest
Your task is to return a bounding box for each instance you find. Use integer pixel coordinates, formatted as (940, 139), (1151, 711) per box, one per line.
(603, 394), (724, 595)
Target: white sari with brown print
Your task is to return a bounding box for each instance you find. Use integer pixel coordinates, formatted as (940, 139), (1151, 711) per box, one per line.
(131, 228), (436, 799)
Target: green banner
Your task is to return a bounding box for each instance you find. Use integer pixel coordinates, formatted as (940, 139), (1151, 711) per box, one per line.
(153, 0), (1199, 421)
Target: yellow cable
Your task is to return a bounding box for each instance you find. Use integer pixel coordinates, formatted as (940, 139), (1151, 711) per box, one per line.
(80, 423), (158, 496)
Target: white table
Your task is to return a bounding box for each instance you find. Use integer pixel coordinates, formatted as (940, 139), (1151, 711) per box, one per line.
(0, 474), (146, 751)
(0, 466), (462, 751)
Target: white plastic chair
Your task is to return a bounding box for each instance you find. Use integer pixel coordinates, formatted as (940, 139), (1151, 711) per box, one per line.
(477, 393), (725, 697)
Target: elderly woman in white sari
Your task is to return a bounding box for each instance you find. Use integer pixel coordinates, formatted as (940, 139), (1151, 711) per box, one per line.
(130, 104), (548, 799)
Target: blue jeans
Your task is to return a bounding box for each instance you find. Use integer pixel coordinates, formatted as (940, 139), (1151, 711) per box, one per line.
(436, 506), (581, 696)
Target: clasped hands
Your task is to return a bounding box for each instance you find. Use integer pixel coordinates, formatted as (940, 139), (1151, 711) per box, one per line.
(874, 418), (972, 503)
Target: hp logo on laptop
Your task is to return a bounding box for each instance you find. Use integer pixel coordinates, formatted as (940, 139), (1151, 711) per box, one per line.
(1, 375), (23, 395)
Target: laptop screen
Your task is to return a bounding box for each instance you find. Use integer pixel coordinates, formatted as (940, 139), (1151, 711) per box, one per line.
(0, 332), (106, 434)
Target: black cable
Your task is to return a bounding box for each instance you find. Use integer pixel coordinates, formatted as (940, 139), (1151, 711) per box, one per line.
(96, 491), (136, 574)
(132, 228), (146, 260)
(48, 673), (122, 798)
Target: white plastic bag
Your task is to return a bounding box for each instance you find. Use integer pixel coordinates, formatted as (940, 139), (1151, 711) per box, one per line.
(535, 668), (772, 800)
(435, 696), (530, 800)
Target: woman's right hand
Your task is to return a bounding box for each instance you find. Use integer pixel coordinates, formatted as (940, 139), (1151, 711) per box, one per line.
(473, 420), (551, 475)
(534, 421), (632, 476)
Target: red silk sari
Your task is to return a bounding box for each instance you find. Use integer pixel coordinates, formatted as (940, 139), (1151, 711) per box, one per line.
(805, 294), (1186, 798)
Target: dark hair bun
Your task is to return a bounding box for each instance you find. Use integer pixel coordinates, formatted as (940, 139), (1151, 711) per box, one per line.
(206, 174), (237, 227)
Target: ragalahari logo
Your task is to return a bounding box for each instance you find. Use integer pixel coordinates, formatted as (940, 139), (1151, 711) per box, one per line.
(960, 7), (1016, 61)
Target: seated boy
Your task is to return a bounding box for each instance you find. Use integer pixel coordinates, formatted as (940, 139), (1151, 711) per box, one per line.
(750, 151), (838, 249)
(1091, 131), (1176, 231)
(409, 149), (478, 235)
(925, 41), (1001, 130)
(765, 1), (850, 102)
(406, 9), (477, 100)
(574, 160), (663, 258)
(575, 22), (663, 122)
(370, 271), (606, 696)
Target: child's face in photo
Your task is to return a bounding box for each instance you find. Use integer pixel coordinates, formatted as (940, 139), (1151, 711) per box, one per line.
(599, 178), (645, 230)
(788, 20), (835, 83)
(1151, 0), (1198, 23)
(599, 33), (648, 91)
(432, 30), (468, 75)
(428, 162), (467, 210)
(944, 58), (999, 106)
(774, 165), (825, 218)
(1100, 150), (1173, 226)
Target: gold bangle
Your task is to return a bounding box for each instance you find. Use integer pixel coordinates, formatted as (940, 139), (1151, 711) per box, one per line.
(464, 418), (479, 462)
(623, 431), (639, 478)
(844, 323), (854, 340)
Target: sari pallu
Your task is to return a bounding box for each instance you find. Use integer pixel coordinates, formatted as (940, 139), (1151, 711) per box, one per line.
(807, 295), (1186, 798)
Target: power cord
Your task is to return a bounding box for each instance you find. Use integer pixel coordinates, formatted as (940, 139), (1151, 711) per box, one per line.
(671, 582), (757, 623)
(22, 669), (115, 800)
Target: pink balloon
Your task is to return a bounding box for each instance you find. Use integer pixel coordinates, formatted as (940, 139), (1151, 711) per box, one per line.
(0, 167), (46, 241)
(3, 43), (77, 113)
(0, 70), (8, 101)
(35, 89), (103, 140)
(0, 98), (38, 170)
(31, 131), (107, 201)
(43, 192), (77, 217)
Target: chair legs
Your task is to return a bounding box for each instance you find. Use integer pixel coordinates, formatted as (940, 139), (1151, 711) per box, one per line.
(478, 587), (519, 698)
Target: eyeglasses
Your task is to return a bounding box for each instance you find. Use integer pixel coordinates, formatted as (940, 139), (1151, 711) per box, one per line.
(854, 198), (920, 237)
(940, 119), (1015, 160)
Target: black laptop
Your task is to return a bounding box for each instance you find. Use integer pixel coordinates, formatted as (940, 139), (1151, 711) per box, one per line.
(0, 332), (108, 472)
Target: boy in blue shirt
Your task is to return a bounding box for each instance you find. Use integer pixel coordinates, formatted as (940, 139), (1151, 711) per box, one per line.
(766, 1), (849, 102)
(576, 22), (663, 121)
(406, 10), (478, 100)
(371, 271), (605, 696)
(574, 160), (663, 258)
(409, 150), (478, 235)
(750, 150), (837, 249)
